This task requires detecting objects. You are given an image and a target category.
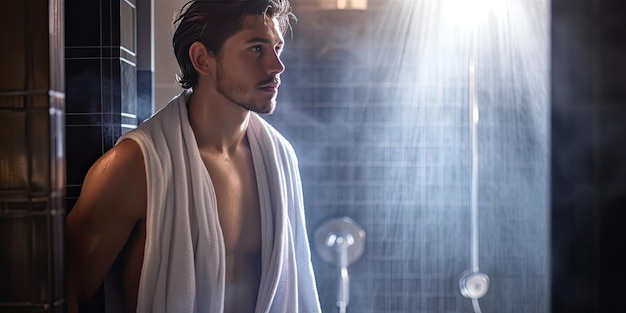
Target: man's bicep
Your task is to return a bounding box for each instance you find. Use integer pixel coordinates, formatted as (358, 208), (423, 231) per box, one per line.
(66, 141), (147, 300)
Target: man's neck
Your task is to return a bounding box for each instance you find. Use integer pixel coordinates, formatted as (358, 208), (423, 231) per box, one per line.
(186, 88), (251, 155)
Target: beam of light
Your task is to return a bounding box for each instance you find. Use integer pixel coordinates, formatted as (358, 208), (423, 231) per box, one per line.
(441, 0), (507, 27)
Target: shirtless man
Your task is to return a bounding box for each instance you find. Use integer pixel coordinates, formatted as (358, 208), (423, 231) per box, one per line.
(66, 1), (321, 312)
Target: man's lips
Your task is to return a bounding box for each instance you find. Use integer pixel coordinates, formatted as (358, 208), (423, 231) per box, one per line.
(258, 78), (280, 88)
(258, 81), (280, 92)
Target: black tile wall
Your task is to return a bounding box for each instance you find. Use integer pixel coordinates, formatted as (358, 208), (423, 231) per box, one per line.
(120, 0), (136, 54)
(65, 0), (141, 211)
(65, 59), (103, 113)
(121, 61), (138, 115)
(65, 126), (104, 186)
(137, 70), (153, 123)
(65, 1), (100, 46)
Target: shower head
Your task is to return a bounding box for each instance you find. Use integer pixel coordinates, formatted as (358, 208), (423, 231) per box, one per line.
(314, 216), (366, 267)
(314, 216), (366, 313)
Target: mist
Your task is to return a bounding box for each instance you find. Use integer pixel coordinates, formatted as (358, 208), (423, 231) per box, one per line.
(266, 0), (549, 312)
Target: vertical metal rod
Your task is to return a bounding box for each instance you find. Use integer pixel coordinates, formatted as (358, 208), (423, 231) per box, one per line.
(468, 21), (480, 275)
(336, 237), (350, 313)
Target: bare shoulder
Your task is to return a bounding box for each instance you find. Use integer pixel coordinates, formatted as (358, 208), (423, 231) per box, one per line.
(66, 139), (147, 301)
(73, 139), (147, 220)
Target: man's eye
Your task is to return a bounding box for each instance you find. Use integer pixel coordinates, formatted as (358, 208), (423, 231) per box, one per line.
(251, 46), (262, 53)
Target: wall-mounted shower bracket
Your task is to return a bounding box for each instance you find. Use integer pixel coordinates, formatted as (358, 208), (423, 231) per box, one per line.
(314, 217), (366, 313)
(459, 271), (490, 300)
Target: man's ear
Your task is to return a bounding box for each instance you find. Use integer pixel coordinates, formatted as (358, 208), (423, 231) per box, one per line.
(189, 41), (214, 76)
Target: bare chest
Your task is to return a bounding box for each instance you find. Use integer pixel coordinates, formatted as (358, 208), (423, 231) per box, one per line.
(200, 149), (263, 312)
(201, 151), (262, 252)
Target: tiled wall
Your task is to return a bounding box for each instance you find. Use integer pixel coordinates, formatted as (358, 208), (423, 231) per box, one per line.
(65, 0), (139, 210)
(551, 0), (626, 312)
(0, 0), (65, 312)
(136, 0), (154, 123)
(64, 0), (150, 310)
(266, 1), (549, 312)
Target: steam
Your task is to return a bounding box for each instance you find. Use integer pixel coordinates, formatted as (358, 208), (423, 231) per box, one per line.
(268, 0), (550, 312)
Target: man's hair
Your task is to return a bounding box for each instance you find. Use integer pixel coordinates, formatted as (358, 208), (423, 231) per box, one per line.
(173, 0), (296, 89)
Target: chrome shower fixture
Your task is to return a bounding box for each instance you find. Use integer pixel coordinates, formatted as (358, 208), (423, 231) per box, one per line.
(459, 271), (490, 300)
(314, 217), (366, 313)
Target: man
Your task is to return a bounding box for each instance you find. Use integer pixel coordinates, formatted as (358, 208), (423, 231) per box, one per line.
(66, 1), (322, 312)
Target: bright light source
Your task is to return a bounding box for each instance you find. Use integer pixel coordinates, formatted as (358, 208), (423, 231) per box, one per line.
(442, 0), (506, 27)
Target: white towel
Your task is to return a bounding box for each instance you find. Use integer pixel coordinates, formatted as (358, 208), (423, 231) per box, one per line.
(115, 89), (322, 313)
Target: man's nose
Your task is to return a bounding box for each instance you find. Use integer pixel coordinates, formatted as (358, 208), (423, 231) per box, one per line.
(268, 52), (285, 75)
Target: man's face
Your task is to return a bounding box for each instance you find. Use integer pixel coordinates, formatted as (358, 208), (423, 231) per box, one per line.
(214, 15), (285, 114)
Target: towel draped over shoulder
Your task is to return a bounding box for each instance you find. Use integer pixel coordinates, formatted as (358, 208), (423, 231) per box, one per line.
(113, 90), (321, 313)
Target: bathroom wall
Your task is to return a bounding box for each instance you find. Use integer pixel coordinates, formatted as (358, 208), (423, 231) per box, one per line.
(551, 0), (626, 312)
(265, 0), (549, 312)
(64, 0), (152, 213)
(1, 0), (623, 312)
(64, 0), (153, 310)
(0, 0), (65, 312)
(154, 0), (186, 110)
(65, 0), (140, 210)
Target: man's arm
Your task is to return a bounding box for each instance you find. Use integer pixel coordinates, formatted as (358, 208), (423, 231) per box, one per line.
(66, 139), (147, 312)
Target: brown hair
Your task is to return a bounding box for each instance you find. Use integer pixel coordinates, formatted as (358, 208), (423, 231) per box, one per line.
(173, 0), (296, 89)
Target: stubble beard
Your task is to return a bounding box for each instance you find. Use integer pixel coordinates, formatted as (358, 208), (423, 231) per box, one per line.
(215, 62), (276, 115)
